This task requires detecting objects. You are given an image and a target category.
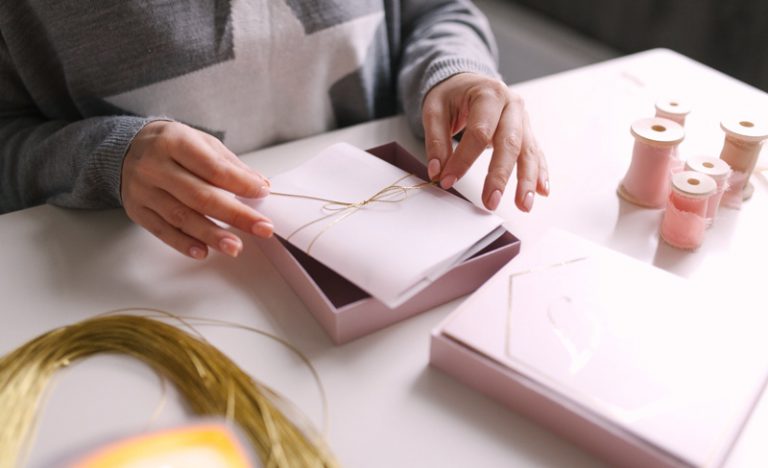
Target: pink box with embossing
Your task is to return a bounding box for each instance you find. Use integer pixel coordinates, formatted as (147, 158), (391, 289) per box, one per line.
(430, 229), (767, 467)
(257, 142), (520, 344)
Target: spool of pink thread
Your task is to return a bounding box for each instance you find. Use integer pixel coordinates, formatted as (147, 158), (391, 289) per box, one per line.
(655, 99), (691, 172)
(660, 171), (716, 250)
(655, 98), (692, 126)
(719, 118), (768, 201)
(619, 117), (685, 208)
(684, 156), (731, 227)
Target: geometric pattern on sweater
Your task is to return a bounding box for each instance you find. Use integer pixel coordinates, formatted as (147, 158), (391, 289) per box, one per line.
(105, 0), (384, 153)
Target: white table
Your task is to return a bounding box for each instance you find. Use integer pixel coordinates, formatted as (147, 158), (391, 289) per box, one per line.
(1, 49), (766, 467)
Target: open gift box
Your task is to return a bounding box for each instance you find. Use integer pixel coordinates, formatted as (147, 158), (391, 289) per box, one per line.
(257, 142), (520, 344)
(430, 230), (768, 468)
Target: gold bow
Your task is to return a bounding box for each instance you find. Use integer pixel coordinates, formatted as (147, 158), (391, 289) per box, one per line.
(271, 174), (436, 254)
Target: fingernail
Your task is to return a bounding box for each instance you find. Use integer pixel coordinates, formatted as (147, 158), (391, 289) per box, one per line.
(189, 246), (206, 260)
(256, 184), (270, 198)
(252, 220), (274, 238)
(427, 159), (441, 180)
(440, 175), (457, 190)
(544, 179), (550, 196)
(488, 189), (502, 211)
(523, 191), (534, 212)
(219, 237), (242, 257)
(264, 177), (272, 188)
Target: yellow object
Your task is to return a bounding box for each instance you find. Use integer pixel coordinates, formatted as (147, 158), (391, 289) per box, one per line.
(0, 313), (337, 468)
(73, 423), (252, 468)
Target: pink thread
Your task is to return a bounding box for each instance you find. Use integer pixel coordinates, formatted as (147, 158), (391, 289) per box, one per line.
(669, 156), (686, 175)
(619, 118), (685, 208)
(719, 118), (768, 203)
(660, 198), (707, 250)
(655, 99), (690, 172)
(621, 141), (673, 207)
(684, 156), (731, 227)
(660, 172), (715, 250)
(669, 150), (684, 174)
(705, 181), (728, 226)
(720, 171), (749, 209)
(655, 98), (691, 127)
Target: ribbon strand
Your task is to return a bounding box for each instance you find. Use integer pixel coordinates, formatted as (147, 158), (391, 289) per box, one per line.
(270, 174), (436, 254)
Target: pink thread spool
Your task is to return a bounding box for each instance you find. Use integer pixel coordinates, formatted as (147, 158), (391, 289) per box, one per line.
(660, 171), (716, 250)
(619, 117), (685, 208)
(655, 98), (692, 126)
(684, 156), (731, 227)
(655, 99), (691, 172)
(719, 118), (768, 201)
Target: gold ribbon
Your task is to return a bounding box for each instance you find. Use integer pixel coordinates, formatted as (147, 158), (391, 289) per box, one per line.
(271, 174), (436, 254)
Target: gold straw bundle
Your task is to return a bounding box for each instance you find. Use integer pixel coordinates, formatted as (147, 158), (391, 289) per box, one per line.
(0, 313), (338, 468)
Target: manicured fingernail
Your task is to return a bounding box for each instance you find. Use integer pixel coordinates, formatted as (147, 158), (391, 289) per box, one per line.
(256, 184), (270, 198)
(219, 237), (242, 257)
(544, 179), (550, 195)
(252, 220), (274, 238)
(523, 191), (534, 212)
(440, 175), (457, 190)
(189, 246), (206, 260)
(488, 189), (502, 211)
(427, 159), (441, 180)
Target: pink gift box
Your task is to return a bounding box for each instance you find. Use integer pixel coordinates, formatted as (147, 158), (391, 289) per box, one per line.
(257, 142), (520, 344)
(430, 230), (767, 468)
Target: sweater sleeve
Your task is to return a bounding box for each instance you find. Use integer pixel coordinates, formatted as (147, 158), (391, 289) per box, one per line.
(398, 0), (500, 137)
(0, 33), (153, 213)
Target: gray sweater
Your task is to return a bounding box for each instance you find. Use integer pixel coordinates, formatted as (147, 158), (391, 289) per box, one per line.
(0, 0), (498, 212)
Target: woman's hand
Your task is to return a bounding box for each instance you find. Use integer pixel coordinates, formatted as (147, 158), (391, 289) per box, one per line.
(422, 73), (549, 212)
(121, 121), (273, 260)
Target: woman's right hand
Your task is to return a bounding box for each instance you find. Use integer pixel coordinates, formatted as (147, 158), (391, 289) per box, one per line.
(121, 121), (273, 260)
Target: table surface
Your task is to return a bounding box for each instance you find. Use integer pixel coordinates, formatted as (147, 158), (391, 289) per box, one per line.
(1, 49), (766, 467)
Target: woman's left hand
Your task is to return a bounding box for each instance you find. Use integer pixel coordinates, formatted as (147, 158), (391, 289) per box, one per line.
(422, 72), (549, 212)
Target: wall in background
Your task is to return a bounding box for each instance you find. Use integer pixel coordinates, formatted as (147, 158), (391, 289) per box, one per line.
(474, 0), (618, 85)
(505, 0), (768, 91)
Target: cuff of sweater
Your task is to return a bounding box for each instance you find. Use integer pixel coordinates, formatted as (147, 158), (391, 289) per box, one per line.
(419, 56), (501, 102)
(92, 116), (171, 207)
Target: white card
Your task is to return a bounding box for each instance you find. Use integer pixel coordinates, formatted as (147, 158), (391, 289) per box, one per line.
(245, 143), (505, 308)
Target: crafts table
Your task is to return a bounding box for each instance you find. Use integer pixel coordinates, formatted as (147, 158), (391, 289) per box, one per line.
(1, 49), (766, 467)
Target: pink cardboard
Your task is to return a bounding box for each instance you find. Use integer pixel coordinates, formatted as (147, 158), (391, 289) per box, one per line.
(429, 230), (768, 468)
(257, 142), (520, 344)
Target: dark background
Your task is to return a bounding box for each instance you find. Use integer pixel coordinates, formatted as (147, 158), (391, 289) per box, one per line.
(509, 0), (768, 91)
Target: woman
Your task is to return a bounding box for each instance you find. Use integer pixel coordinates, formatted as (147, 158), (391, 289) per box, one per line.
(0, 0), (548, 259)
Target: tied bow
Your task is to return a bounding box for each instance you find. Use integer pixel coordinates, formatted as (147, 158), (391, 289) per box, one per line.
(271, 174), (436, 254)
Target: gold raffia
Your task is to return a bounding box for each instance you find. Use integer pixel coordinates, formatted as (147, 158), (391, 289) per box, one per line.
(0, 312), (338, 468)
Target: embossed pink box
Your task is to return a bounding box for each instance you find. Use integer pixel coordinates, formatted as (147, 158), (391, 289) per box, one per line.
(258, 142), (520, 344)
(430, 230), (767, 468)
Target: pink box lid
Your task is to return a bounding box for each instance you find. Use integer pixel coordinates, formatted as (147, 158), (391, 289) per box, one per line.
(440, 229), (768, 467)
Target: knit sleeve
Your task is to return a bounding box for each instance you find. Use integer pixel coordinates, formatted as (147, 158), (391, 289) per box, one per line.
(397, 0), (501, 137)
(0, 33), (155, 213)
